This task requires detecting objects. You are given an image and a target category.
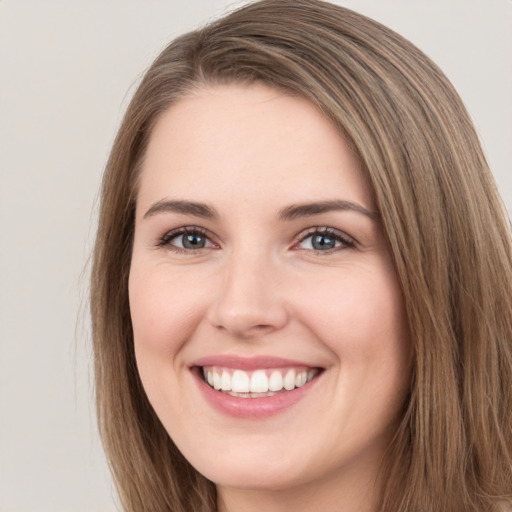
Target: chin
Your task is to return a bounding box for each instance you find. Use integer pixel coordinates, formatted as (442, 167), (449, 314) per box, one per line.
(198, 458), (310, 491)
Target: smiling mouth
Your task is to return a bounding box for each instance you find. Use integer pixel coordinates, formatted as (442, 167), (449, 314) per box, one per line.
(200, 366), (321, 398)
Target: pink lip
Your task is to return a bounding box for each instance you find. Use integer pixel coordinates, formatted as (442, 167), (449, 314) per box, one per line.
(192, 355), (318, 371)
(190, 355), (323, 419)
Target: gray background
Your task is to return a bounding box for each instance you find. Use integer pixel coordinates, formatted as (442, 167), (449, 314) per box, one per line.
(1, 1), (510, 511)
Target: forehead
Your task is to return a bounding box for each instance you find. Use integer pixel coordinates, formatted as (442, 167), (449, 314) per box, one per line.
(136, 83), (373, 215)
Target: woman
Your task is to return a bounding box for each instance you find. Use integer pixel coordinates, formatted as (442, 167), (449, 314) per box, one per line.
(90, 1), (512, 511)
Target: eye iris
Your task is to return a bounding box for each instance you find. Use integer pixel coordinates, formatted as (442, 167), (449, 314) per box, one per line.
(312, 234), (336, 250)
(182, 233), (205, 249)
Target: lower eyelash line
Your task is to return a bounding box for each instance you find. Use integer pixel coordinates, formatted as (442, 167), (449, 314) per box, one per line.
(155, 226), (356, 253)
(157, 226), (208, 248)
(296, 227), (356, 250)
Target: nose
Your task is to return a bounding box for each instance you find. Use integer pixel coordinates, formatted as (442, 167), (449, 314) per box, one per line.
(207, 249), (289, 340)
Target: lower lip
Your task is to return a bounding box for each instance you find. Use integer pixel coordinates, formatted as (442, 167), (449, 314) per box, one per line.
(193, 368), (321, 419)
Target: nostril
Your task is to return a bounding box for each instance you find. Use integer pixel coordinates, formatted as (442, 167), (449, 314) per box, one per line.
(213, 322), (275, 339)
(209, 304), (288, 338)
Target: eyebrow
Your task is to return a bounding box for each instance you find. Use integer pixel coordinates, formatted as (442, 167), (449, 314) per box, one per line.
(278, 200), (378, 221)
(143, 198), (378, 222)
(143, 199), (217, 219)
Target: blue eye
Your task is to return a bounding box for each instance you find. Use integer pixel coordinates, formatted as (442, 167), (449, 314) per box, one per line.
(176, 233), (207, 249)
(159, 228), (215, 252)
(298, 228), (354, 251)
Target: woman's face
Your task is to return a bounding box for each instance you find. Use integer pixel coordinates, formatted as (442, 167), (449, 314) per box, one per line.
(129, 84), (411, 502)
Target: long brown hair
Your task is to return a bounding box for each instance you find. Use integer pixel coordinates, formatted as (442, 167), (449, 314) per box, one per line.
(90, 1), (512, 510)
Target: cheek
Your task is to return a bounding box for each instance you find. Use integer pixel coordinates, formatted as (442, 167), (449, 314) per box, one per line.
(296, 263), (410, 364)
(128, 264), (208, 416)
(128, 265), (207, 357)
(299, 265), (411, 440)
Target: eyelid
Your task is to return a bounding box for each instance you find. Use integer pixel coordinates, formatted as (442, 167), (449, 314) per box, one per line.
(157, 225), (219, 252)
(154, 225), (355, 254)
(293, 226), (356, 251)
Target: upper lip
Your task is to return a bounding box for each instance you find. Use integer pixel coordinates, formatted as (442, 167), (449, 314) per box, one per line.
(192, 355), (321, 371)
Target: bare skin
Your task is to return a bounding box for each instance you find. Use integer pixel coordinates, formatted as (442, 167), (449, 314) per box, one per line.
(129, 84), (411, 512)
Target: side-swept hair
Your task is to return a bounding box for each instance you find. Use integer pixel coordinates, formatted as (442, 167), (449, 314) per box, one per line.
(91, 1), (512, 510)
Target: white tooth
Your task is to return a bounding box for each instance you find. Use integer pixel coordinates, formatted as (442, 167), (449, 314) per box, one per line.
(269, 370), (283, 391)
(212, 369), (222, 390)
(250, 370), (269, 393)
(207, 370), (214, 387)
(283, 369), (296, 390)
(307, 369), (318, 382)
(221, 370), (232, 391)
(295, 371), (307, 388)
(231, 370), (250, 392)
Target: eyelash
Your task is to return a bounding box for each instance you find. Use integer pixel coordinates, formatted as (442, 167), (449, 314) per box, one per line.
(157, 226), (215, 255)
(294, 227), (356, 253)
(156, 226), (356, 254)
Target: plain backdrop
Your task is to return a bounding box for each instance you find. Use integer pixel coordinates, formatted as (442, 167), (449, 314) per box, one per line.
(0, 1), (510, 511)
